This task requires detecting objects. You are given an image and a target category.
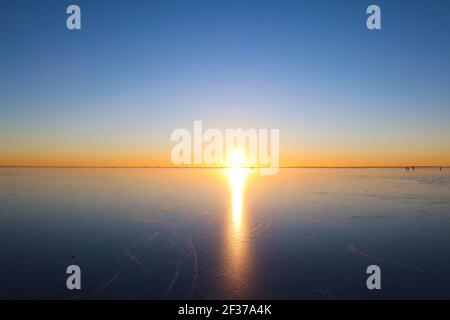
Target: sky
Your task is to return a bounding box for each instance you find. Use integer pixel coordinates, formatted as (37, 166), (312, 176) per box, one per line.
(1, 0), (450, 166)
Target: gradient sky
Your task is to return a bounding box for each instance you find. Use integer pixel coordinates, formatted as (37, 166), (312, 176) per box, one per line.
(1, 0), (450, 166)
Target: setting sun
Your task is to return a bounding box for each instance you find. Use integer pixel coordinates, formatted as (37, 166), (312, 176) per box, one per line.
(228, 150), (246, 168)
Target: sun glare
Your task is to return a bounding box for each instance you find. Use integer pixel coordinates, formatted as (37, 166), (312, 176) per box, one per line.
(228, 149), (246, 168)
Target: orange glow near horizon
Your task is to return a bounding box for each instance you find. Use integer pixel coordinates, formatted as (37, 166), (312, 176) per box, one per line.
(0, 144), (449, 167)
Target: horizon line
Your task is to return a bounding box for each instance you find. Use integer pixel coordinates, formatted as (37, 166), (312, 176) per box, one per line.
(0, 165), (448, 169)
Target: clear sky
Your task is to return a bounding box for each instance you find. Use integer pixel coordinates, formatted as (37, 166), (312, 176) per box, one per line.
(1, 0), (450, 166)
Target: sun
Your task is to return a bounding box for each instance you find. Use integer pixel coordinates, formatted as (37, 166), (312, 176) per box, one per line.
(228, 150), (246, 168)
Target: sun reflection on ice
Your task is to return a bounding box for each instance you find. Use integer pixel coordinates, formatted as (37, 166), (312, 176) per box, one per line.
(223, 150), (250, 296)
(227, 150), (247, 230)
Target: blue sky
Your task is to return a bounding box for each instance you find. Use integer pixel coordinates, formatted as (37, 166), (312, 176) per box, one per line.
(1, 0), (450, 165)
